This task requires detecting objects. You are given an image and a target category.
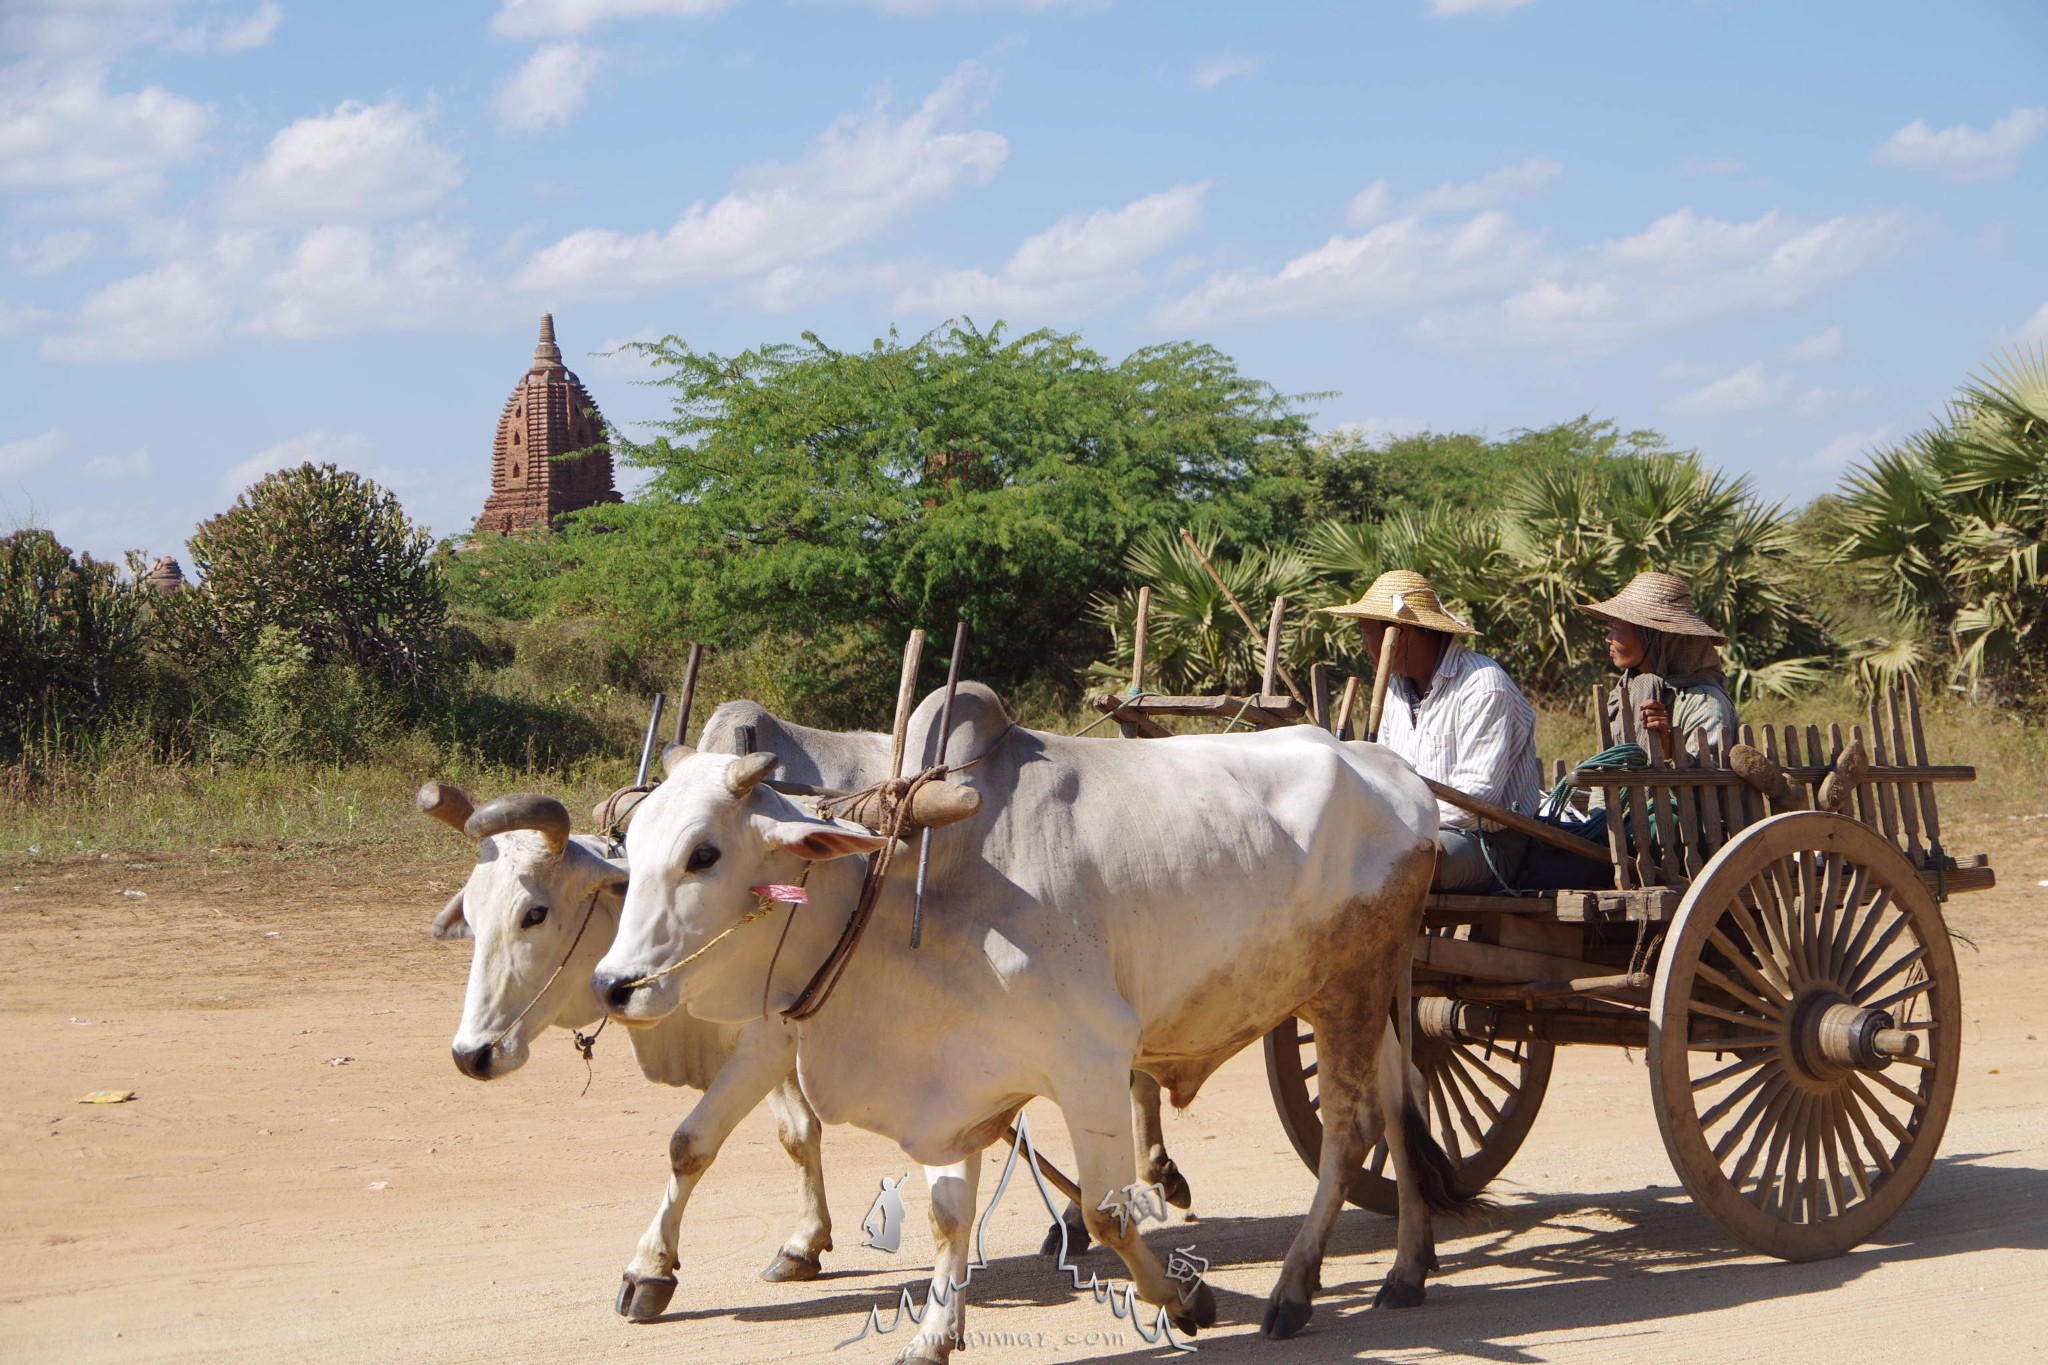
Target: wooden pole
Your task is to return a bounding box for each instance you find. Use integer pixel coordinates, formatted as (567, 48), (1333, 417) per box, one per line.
(1262, 595), (1287, 701)
(1333, 676), (1360, 740)
(1130, 585), (1152, 694)
(1364, 623), (1402, 743)
(1310, 661), (1333, 731)
(1419, 775), (1601, 859)
(912, 622), (969, 949)
(888, 629), (926, 782)
(1178, 528), (1305, 704)
(672, 642), (704, 746)
(635, 693), (667, 787)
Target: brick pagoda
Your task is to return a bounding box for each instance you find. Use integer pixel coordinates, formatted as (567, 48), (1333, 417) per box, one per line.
(479, 314), (621, 534)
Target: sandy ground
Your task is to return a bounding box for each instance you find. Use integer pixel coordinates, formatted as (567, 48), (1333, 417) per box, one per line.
(2, 825), (2045, 1365)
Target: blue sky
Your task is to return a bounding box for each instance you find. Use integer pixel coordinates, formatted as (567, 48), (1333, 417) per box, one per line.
(3, 0), (2044, 564)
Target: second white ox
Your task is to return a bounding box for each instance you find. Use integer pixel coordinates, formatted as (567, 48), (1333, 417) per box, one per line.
(594, 684), (1478, 1361)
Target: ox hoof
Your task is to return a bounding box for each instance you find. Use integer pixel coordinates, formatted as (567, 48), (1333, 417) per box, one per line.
(892, 1339), (950, 1363)
(1373, 1276), (1427, 1310)
(1159, 1162), (1193, 1211)
(760, 1249), (822, 1282)
(615, 1273), (678, 1322)
(1170, 1280), (1217, 1336)
(1039, 1218), (1090, 1258)
(1260, 1293), (1311, 1339)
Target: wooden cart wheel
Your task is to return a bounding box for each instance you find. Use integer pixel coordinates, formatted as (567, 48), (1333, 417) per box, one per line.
(1265, 998), (1554, 1214)
(1648, 810), (1961, 1260)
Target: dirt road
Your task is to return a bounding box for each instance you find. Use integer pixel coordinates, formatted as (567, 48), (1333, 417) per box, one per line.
(3, 830), (2044, 1365)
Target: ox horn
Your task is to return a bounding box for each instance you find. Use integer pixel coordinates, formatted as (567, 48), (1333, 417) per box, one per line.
(592, 787), (651, 833)
(416, 781), (476, 833)
(727, 751), (778, 798)
(662, 743), (695, 779)
(463, 793), (571, 857)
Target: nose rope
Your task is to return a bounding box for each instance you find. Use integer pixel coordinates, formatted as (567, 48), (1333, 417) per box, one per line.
(614, 888), (791, 990)
(475, 887), (605, 1059)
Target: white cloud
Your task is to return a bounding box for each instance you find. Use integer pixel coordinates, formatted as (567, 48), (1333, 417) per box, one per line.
(1872, 106), (2048, 182)
(1345, 180), (1392, 229)
(2020, 300), (2048, 344)
(0, 1), (186, 63)
(1794, 385), (1870, 418)
(490, 0), (731, 37)
(1815, 426), (1891, 469)
(1669, 362), (1788, 416)
(804, 0), (1103, 12)
(1430, 0), (1534, 14)
(0, 297), (54, 338)
(1678, 155), (1743, 177)
(895, 182), (1207, 319)
(217, 1), (282, 50)
(0, 62), (212, 198)
(9, 227), (92, 274)
(1416, 207), (1918, 349)
(1191, 56), (1260, 91)
(493, 42), (605, 132)
(44, 223), (495, 361)
(518, 61), (1006, 298)
(1158, 209), (1540, 328)
(83, 448), (152, 479)
(225, 99), (462, 226)
(1786, 324), (1842, 361)
(1409, 155), (1562, 214)
(44, 254), (234, 361)
(0, 428), (63, 478)
(222, 431), (372, 496)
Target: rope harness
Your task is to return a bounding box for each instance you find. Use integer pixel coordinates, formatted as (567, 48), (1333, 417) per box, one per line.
(475, 885), (605, 1060)
(614, 724), (1019, 1024)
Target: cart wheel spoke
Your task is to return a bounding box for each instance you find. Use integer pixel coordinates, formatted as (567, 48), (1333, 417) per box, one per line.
(1650, 812), (1959, 1260)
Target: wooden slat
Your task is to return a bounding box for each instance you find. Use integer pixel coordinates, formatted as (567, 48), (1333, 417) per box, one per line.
(1886, 686), (1924, 865)
(1310, 660), (1333, 731)
(1674, 775), (1704, 879)
(1866, 699), (1901, 845)
(1904, 673), (1944, 853)
(1850, 722), (1878, 829)
(1130, 585), (1151, 694)
(1737, 722), (1762, 829)
(1261, 595), (1287, 702)
(1698, 734), (1727, 856)
(1597, 686), (1633, 888)
(1555, 886), (1682, 923)
(1413, 932), (1613, 985)
(1566, 764), (1976, 788)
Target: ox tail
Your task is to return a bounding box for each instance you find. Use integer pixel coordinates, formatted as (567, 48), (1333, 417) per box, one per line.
(1398, 1096), (1494, 1225)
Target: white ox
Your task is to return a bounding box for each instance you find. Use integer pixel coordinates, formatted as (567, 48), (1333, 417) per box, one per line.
(593, 684), (1478, 1362)
(422, 702), (884, 1321)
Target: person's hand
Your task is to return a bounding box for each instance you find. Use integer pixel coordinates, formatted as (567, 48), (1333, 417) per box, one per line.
(1639, 699), (1671, 736)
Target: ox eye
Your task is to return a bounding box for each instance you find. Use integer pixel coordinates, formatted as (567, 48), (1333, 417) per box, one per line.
(521, 905), (549, 929)
(686, 844), (720, 873)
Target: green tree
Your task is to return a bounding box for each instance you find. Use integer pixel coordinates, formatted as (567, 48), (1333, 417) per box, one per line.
(0, 529), (149, 758)
(169, 463), (447, 697)
(454, 322), (1316, 716)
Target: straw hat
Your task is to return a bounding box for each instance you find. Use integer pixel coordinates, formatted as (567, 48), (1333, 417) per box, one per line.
(1322, 569), (1476, 635)
(1578, 571), (1726, 644)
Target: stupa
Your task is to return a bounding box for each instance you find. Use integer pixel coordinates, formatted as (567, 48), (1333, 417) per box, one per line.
(479, 314), (620, 534)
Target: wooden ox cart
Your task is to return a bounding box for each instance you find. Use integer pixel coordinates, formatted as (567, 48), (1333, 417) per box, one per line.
(1089, 592), (1993, 1262)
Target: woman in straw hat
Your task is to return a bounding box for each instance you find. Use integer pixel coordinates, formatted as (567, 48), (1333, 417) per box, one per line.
(1324, 570), (1544, 892)
(1580, 571), (1737, 765)
(1519, 571), (1740, 890)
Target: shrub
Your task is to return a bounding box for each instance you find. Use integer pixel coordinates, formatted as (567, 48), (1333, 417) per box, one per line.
(0, 529), (150, 760)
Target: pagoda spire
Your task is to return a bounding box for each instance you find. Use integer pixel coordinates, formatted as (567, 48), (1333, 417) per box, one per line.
(533, 312), (563, 369)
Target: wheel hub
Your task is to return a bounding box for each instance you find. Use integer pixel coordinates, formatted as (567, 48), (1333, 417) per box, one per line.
(1790, 989), (1920, 1078)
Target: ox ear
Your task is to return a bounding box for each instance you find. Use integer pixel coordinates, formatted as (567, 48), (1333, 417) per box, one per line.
(760, 816), (892, 862)
(430, 889), (470, 941)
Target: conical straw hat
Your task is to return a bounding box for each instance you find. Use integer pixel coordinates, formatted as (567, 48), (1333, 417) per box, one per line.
(1577, 571), (1726, 643)
(1321, 570), (1476, 635)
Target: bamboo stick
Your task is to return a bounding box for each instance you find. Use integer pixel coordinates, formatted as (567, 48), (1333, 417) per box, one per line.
(1262, 596), (1288, 702)
(1885, 686), (1924, 865)
(888, 629), (926, 782)
(1365, 623), (1403, 743)
(1334, 676), (1360, 740)
(1865, 702), (1900, 846)
(1904, 673), (1944, 854)
(1130, 586), (1151, 695)
(673, 642), (704, 746)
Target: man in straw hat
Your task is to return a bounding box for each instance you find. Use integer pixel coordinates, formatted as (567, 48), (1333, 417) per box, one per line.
(1325, 570), (1544, 891)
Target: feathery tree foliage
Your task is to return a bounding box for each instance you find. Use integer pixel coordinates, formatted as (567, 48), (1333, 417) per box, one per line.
(1835, 345), (2048, 699)
(0, 530), (151, 759)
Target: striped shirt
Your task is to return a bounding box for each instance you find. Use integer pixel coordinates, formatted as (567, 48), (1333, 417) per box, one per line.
(1379, 640), (1544, 830)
